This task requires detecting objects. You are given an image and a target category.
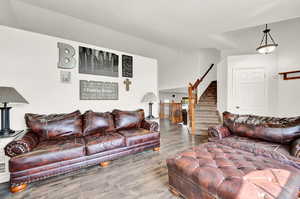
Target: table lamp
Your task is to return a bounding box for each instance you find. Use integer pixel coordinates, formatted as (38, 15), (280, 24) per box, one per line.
(141, 92), (157, 119)
(0, 87), (28, 135)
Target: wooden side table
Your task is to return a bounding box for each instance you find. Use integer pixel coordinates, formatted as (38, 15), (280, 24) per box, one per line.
(0, 130), (23, 183)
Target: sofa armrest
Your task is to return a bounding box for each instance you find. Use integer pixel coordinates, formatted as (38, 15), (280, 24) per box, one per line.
(141, 120), (159, 132)
(291, 138), (300, 158)
(4, 130), (39, 157)
(208, 125), (231, 140)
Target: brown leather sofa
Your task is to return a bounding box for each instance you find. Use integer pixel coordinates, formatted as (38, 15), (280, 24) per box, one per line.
(167, 111), (300, 199)
(5, 109), (160, 193)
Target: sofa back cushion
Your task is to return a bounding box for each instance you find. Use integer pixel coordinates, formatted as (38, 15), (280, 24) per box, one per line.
(25, 110), (83, 140)
(82, 110), (115, 136)
(112, 109), (144, 130)
(223, 111), (300, 143)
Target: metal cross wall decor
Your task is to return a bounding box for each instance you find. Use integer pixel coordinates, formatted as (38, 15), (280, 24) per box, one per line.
(123, 78), (132, 91)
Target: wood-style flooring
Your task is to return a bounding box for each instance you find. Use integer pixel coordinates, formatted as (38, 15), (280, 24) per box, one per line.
(0, 120), (208, 199)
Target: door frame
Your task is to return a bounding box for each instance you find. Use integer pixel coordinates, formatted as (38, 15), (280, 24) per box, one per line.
(228, 65), (269, 115)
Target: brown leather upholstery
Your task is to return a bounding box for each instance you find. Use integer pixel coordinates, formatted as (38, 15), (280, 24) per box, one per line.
(118, 128), (160, 146)
(84, 132), (125, 155)
(208, 125), (231, 140)
(291, 138), (300, 158)
(9, 137), (85, 172)
(5, 109), (160, 188)
(82, 110), (115, 136)
(112, 109), (144, 130)
(223, 111), (300, 143)
(5, 131), (39, 157)
(214, 135), (300, 168)
(141, 120), (159, 132)
(167, 143), (300, 199)
(25, 110), (83, 139)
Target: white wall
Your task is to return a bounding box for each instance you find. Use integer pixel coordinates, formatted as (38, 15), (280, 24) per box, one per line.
(0, 0), (220, 93)
(0, 26), (158, 130)
(159, 48), (220, 93)
(217, 59), (227, 114)
(220, 18), (300, 117)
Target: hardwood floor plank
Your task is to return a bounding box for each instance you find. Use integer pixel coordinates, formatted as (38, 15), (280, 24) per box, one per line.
(0, 120), (207, 199)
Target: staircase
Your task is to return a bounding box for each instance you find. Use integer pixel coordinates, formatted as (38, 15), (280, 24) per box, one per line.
(193, 81), (220, 135)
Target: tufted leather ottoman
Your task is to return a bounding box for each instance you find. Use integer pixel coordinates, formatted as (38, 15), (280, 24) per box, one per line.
(167, 143), (300, 199)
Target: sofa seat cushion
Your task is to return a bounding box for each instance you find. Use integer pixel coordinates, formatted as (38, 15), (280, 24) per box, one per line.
(215, 135), (300, 169)
(84, 133), (125, 155)
(9, 137), (85, 172)
(118, 128), (160, 146)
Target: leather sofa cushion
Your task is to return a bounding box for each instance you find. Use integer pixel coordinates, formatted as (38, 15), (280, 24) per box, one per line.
(223, 111), (300, 143)
(84, 132), (125, 155)
(118, 128), (159, 146)
(82, 110), (115, 136)
(9, 137), (85, 172)
(112, 109), (145, 130)
(25, 110), (83, 140)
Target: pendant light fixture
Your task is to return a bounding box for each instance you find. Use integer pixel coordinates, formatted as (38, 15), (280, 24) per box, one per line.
(256, 24), (278, 54)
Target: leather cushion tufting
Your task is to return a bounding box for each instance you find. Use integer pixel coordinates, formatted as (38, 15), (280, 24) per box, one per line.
(167, 142), (300, 199)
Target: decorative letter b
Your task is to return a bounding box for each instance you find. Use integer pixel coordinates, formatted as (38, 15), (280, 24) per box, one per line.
(58, 42), (76, 69)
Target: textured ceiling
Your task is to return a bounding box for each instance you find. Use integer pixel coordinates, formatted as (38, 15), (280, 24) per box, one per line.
(6, 0), (300, 50)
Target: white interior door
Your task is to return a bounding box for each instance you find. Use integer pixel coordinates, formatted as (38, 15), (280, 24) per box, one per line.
(232, 67), (268, 115)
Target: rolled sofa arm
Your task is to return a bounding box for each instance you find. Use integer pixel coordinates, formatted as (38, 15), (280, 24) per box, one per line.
(291, 138), (300, 158)
(141, 120), (159, 132)
(5, 130), (39, 157)
(208, 125), (231, 140)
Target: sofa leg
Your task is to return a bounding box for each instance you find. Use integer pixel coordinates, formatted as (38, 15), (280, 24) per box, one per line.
(169, 186), (180, 197)
(10, 184), (27, 193)
(153, 147), (160, 152)
(100, 161), (111, 167)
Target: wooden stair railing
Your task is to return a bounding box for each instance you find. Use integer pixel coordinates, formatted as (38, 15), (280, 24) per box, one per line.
(188, 64), (214, 134)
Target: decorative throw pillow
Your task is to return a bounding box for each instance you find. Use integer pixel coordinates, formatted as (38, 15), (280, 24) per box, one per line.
(25, 110), (82, 140)
(82, 110), (115, 136)
(223, 111), (300, 144)
(112, 109), (145, 130)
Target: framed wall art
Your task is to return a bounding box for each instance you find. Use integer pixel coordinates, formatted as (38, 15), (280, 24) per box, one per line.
(80, 80), (118, 100)
(122, 55), (133, 78)
(79, 46), (119, 77)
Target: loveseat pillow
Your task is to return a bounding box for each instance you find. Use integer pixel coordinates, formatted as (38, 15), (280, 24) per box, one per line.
(112, 109), (145, 130)
(223, 111), (300, 144)
(82, 110), (115, 136)
(25, 110), (83, 140)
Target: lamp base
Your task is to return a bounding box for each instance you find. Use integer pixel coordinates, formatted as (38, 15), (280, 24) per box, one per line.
(0, 129), (15, 136)
(146, 115), (155, 120)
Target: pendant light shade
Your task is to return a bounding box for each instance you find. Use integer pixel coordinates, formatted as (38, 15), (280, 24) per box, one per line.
(256, 24), (278, 54)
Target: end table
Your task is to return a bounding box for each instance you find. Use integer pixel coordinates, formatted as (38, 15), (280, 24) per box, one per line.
(0, 130), (24, 183)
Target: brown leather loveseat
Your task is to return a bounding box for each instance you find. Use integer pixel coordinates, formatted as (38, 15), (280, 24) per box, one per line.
(5, 109), (160, 193)
(167, 111), (300, 199)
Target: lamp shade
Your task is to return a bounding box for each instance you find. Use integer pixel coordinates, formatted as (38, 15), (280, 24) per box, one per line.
(0, 87), (28, 104)
(141, 92), (157, 103)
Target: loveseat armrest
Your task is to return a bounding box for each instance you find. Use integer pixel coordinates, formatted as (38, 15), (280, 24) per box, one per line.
(208, 125), (231, 140)
(291, 138), (300, 158)
(141, 120), (159, 132)
(4, 130), (39, 157)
